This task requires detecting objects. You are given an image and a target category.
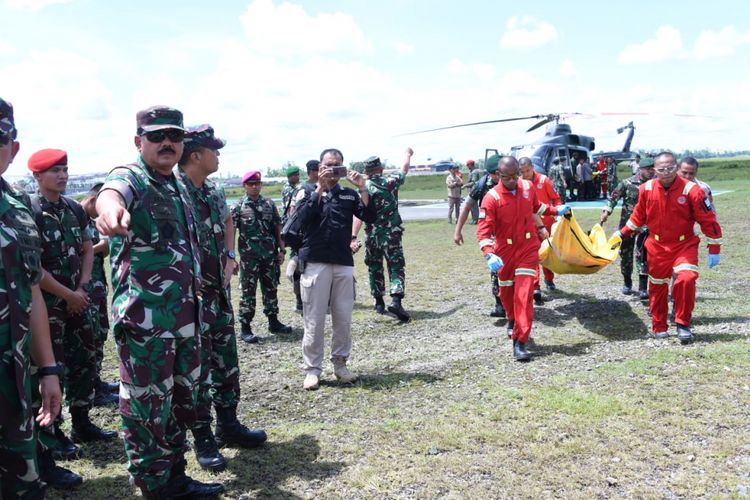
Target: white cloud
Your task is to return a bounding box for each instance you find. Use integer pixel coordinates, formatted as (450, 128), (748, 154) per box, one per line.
(447, 59), (496, 80)
(239, 0), (372, 56)
(500, 15), (558, 49)
(391, 41), (414, 55)
(693, 26), (750, 60)
(618, 25), (685, 64)
(3, 0), (70, 10)
(559, 59), (575, 77)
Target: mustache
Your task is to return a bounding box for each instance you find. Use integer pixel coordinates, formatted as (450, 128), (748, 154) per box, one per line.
(158, 146), (176, 154)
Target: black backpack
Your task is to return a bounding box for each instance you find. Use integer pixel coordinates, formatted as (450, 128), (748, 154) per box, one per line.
(280, 184), (314, 251)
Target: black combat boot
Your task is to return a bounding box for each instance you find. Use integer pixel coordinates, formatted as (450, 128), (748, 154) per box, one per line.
(677, 323), (694, 345)
(70, 407), (117, 443)
(513, 340), (531, 362)
(373, 295), (386, 314)
(191, 426), (227, 472)
(51, 420), (82, 460)
(97, 377), (120, 393)
(622, 275), (633, 295)
(506, 320), (515, 339)
(638, 275), (649, 301)
(164, 459), (225, 499)
(93, 378), (119, 406)
(533, 289), (544, 305)
(38, 449), (82, 490)
(387, 295), (410, 322)
(215, 405), (267, 449)
(295, 295), (303, 312)
(489, 297), (506, 318)
(240, 326), (258, 344)
(268, 315), (292, 334)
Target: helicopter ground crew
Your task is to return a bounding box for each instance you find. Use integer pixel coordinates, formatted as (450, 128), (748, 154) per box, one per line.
(519, 157), (561, 298)
(477, 156), (569, 361)
(610, 152), (722, 344)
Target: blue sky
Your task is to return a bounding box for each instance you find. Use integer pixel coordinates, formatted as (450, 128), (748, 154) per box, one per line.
(1, 0), (748, 177)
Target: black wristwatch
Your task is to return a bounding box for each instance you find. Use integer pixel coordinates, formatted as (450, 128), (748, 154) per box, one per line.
(38, 364), (63, 377)
(226, 250), (236, 260)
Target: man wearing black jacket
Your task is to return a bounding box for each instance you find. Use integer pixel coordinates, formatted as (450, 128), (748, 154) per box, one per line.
(296, 148), (376, 390)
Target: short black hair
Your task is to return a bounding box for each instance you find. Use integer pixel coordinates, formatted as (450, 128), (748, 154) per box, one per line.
(320, 148), (343, 163)
(680, 156), (699, 168)
(306, 159), (320, 172)
(178, 143), (203, 166)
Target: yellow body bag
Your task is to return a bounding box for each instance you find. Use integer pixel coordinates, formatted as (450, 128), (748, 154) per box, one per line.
(538, 213), (621, 275)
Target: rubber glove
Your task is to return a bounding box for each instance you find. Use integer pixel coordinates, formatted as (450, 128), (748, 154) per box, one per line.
(555, 204), (570, 215)
(485, 253), (504, 273)
(608, 230), (623, 250)
(708, 254), (720, 268)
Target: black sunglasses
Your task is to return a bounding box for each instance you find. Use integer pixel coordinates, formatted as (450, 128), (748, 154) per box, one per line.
(0, 132), (11, 146)
(144, 129), (185, 143)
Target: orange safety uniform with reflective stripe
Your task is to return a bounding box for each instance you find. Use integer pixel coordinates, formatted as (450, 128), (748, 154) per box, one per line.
(620, 176), (722, 332)
(477, 179), (559, 343)
(530, 172), (561, 286)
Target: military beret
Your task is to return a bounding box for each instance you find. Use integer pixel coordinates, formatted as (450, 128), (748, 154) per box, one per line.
(466, 159), (475, 166)
(364, 156), (381, 169)
(28, 148), (67, 173)
(286, 165), (300, 176)
(136, 105), (185, 134)
(0, 97), (17, 140)
(184, 124), (225, 150)
(449, 164), (459, 170)
(485, 154), (500, 173)
(639, 158), (655, 168)
(242, 170), (262, 184)
(306, 159), (320, 172)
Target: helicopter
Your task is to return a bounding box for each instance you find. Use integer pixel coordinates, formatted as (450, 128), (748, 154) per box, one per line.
(402, 113), (637, 175)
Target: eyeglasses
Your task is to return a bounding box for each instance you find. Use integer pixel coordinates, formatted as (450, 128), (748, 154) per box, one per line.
(654, 165), (678, 174)
(143, 129), (185, 143)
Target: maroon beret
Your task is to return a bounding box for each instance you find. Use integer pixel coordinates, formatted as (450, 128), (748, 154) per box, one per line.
(242, 170), (262, 184)
(28, 149), (68, 173)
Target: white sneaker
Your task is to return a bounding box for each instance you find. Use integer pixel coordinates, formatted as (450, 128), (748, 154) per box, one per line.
(303, 373), (319, 390)
(333, 364), (358, 384)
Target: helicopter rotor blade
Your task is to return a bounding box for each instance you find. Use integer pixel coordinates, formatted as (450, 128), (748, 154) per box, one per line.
(526, 115), (557, 132)
(397, 114), (548, 136)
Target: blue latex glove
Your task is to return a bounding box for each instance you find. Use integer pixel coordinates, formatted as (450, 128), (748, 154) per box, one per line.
(485, 253), (504, 273)
(555, 204), (570, 215)
(708, 254), (720, 268)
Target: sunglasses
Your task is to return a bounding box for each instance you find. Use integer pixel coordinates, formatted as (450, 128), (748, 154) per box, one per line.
(143, 129), (185, 143)
(245, 181), (261, 186)
(0, 132), (11, 146)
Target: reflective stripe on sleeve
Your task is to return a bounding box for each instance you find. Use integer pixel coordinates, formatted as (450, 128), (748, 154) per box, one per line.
(536, 203), (548, 216)
(706, 237), (723, 245)
(479, 239), (494, 249)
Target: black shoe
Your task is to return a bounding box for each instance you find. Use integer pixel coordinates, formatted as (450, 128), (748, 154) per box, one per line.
(374, 296), (386, 314)
(639, 289), (649, 301)
(165, 473), (225, 499)
(506, 320), (515, 339)
(638, 275), (648, 300)
(489, 302), (506, 318)
(93, 388), (119, 407)
(52, 422), (82, 461)
(533, 290), (544, 305)
(387, 296), (410, 322)
(513, 340), (531, 362)
(97, 378), (120, 394)
(215, 406), (267, 449)
(192, 426), (227, 472)
(544, 280), (556, 291)
(240, 327), (258, 344)
(71, 408), (117, 443)
(621, 285), (633, 295)
(295, 299), (303, 312)
(268, 315), (292, 334)
(39, 451), (82, 490)
(677, 324), (694, 344)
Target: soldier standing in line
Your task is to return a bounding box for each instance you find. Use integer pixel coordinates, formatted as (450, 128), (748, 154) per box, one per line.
(232, 170), (291, 344)
(462, 159), (482, 224)
(547, 157), (567, 203)
(454, 154), (505, 318)
(281, 165), (303, 311)
(28, 149), (117, 457)
(606, 157), (619, 199)
(177, 125), (267, 473)
(0, 97), (70, 496)
(601, 158), (655, 299)
(446, 164), (463, 223)
(79, 183), (120, 407)
(350, 147), (413, 321)
(96, 106), (224, 499)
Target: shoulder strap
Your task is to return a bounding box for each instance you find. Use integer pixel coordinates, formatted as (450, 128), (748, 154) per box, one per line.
(62, 196), (87, 230)
(30, 194), (44, 231)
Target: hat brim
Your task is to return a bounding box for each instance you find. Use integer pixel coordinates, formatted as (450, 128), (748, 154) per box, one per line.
(140, 124), (187, 133)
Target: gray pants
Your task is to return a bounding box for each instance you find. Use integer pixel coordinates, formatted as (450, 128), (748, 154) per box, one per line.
(300, 262), (355, 376)
(448, 197), (462, 223)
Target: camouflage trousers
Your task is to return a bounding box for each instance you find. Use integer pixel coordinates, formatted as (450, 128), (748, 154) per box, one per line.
(91, 288), (110, 376)
(554, 182), (567, 203)
(115, 330), (200, 492)
(619, 229), (649, 279)
(365, 231), (405, 297)
(491, 271), (499, 298)
(238, 255), (280, 329)
(195, 288), (240, 429)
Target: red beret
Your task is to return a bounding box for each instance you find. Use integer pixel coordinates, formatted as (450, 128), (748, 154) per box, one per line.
(28, 149), (67, 173)
(466, 159), (475, 166)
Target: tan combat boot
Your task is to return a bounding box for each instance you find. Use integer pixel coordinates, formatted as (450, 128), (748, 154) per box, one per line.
(303, 373), (319, 390)
(332, 356), (358, 384)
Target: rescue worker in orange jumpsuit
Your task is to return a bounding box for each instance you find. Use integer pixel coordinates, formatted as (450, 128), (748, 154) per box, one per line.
(519, 157), (562, 301)
(478, 157), (569, 361)
(610, 151), (722, 344)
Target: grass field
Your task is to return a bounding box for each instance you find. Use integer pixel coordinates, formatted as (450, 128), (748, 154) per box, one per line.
(50, 175), (749, 498)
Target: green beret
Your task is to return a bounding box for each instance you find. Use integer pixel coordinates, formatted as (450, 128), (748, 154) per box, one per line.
(485, 154), (500, 173)
(287, 166), (301, 176)
(639, 158), (655, 168)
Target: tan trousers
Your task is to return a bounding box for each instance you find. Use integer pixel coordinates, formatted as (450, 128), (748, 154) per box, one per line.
(300, 262), (355, 376)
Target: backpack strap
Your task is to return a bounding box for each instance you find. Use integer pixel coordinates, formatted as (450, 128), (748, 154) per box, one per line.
(61, 195), (88, 231)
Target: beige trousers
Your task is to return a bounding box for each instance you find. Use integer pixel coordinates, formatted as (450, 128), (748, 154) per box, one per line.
(300, 262), (355, 376)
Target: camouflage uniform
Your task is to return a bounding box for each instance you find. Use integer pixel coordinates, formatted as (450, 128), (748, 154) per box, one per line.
(0, 178), (45, 499)
(606, 160), (619, 197)
(465, 168), (483, 223)
(364, 171), (406, 298)
(547, 162), (567, 203)
(88, 219), (109, 376)
(177, 167), (240, 428)
(606, 173), (649, 282)
(281, 181), (301, 225)
(102, 157), (202, 492)
(232, 194), (282, 329)
(468, 173), (501, 299)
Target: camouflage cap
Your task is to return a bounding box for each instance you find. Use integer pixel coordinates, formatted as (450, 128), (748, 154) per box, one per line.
(0, 97), (17, 140)
(286, 165), (300, 176)
(136, 105), (185, 134)
(364, 156), (381, 170)
(639, 157), (655, 168)
(485, 154), (500, 173)
(184, 124), (225, 150)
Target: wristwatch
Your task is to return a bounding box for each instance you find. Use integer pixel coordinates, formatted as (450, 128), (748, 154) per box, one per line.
(226, 250), (236, 260)
(38, 364), (63, 377)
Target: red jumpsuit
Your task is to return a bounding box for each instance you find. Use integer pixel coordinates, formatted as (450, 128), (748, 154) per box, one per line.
(620, 176), (722, 333)
(477, 179), (559, 343)
(596, 159), (608, 198)
(529, 172), (561, 288)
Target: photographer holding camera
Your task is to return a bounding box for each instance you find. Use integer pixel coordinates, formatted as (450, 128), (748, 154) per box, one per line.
(296, 148), (376, 390)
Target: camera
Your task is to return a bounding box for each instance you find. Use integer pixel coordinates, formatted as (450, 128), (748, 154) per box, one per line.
(331, 166), (347, 176)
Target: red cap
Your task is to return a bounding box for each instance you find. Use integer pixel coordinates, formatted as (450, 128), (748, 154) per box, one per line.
(466, 159), (475, 166)
(242, 170), (262, 184)
(28, 149), (67, 173)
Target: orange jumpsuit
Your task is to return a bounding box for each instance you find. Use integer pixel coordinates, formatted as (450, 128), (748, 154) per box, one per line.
(529, 171), (561, 287)
(596, 159), (607, 198)
(620, 176), (722, 333)
(477, 179), (559, 343)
